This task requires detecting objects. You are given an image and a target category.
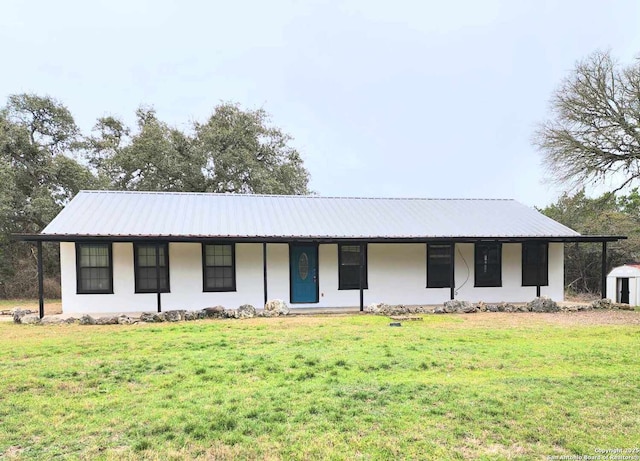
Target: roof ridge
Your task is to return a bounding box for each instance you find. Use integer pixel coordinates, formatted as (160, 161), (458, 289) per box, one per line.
(78, 190), (515, 201)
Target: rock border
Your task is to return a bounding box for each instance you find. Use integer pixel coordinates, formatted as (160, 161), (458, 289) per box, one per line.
(13, 299), (292, 325)
(11, 297), (636, 325)
(365, 297), (635, 316)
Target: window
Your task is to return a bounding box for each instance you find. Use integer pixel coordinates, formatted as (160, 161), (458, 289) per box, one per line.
(474, 243), (501, 287)
(427, 244), (452, 288)
(339, 244), (367, 290)
(134, 243), (170, 293)
(522, 242), (548, 286)
(203, 243), (236, 292)
(76, 243), (113, 294)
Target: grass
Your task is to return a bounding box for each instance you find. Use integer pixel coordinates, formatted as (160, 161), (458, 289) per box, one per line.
(0, 313), (639, 460)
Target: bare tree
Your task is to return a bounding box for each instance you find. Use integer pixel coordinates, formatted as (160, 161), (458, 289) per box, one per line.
(534, 50), (640, 193)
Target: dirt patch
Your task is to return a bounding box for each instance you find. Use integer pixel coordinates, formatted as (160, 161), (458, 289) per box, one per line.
(453, 311), (640, 328)
(0, 300), (62, 316)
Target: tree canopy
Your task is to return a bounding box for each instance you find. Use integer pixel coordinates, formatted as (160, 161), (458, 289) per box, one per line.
(540, 190), (640, 295)
(534, 50), (640, 193)
(0, 94), (310, 297)
(86, 104), (310, 194)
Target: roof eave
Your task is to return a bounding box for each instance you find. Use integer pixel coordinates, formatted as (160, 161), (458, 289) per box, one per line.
(11, 233), (627, 243)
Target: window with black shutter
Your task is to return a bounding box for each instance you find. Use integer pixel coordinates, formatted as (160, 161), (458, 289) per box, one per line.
(522, 242), (548, 286)
(427, 244), (452, 288)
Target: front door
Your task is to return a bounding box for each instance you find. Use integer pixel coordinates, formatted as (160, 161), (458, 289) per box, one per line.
(618, 277), (630, 304)
(290, 245), (318, 303)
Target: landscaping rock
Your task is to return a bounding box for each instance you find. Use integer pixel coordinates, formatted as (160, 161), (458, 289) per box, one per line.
(527, 297), (559, 313)
(79, 315), (96, 325)
(516, 304), (530, 313)
(139, 312), (165, 322)
(139, 312), (154, 322)
(164, 310), (186, 322)
(95, 316), (119, 325)
(591, 298), (612, 309)
(184, 311), (199, 321)
(433, 305), (445, 314)
(443, 300), (474, 313)
(203, 306), (226, 318)
(486, 304), (499, 312)
(365, 302), (388, 314)
(498, 302), (517, 313)
(20, 314), (41, 325)
(237, 304), (256, 319)
(40, 316), (64, 325)
(462, 303), (477, 313)
(264, 299), (290, 316)
(224, 309), (239, 319)
(63, 317), (78, 324)
(475, 302), (487, 312)
(117, 315), (135, 325)
(12, 308), (32, 323)
(365, 303), (428, 315)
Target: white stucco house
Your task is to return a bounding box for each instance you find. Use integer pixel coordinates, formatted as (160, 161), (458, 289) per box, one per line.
(607, 264), (640, 306)
(16, 191), (624, 316)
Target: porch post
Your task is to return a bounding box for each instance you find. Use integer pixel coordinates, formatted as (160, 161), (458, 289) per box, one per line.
(449, 242), (455, 300)
(263, 242), (268, 306)
(156, 243), (162, 313)
(37, 241), (44, 319)
(601, 241), (607, 299)
(359, 242), (365, 311)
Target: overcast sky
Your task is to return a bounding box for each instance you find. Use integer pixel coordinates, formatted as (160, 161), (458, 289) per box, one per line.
(2, 0), (639, 207)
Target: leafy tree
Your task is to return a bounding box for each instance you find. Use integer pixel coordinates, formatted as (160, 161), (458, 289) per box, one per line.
(195, 104), (309, 194)
(88, 103), (310, 195)
(540, 190), (640, 294)
(0, 94), (95, 297)
(534, 50), (640, 193)
(86, 108), (205, 191)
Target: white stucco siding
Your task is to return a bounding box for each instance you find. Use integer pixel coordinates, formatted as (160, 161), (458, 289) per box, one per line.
(60, 241), (565, 313)
(451, 242), (564, 303)
(61, 242), (266, 314)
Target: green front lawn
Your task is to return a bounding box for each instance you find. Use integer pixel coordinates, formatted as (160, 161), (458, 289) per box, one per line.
(0, 313), (638, 460)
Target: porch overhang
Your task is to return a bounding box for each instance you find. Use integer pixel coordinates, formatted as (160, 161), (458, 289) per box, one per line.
(12, 233), (627, 318)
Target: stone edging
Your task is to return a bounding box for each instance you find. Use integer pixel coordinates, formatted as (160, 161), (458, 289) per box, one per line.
(12, 299), (291, 325)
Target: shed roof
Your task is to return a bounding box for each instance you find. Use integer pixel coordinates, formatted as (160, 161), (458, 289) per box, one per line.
(608, 265), (640, 278)
(22, 190), (600, 242)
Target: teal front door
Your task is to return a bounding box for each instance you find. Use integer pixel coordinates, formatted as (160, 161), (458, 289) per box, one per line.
(290, 245), (318, 303)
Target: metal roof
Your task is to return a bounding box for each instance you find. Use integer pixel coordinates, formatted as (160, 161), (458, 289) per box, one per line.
(34, 190), (585, 240)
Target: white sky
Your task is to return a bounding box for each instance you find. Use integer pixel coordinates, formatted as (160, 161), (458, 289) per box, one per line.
(1, 0), (639, 207)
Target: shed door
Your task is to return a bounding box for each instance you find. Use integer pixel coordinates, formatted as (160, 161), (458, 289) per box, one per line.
(617, 277), (630, 304)
(290, 245), (318, 303)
